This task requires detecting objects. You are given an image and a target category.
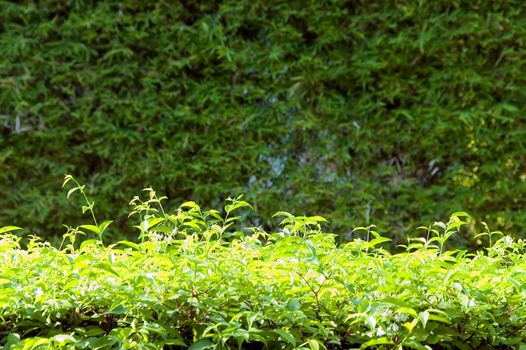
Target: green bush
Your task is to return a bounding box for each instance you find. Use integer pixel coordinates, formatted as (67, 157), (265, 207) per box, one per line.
(0, 182), (525, 349)
(1, 1), (526, 240)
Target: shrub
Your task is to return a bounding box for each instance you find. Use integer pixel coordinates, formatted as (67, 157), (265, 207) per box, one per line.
(1, 1), (526, 240)
(0, 178), (524, 349)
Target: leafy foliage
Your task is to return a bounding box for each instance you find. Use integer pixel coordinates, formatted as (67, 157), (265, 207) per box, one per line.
(0, 179), (525, 349)
(1, 1), (526, 240)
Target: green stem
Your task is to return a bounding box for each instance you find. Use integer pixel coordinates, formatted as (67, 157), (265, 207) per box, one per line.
(72, 178), (98, 227)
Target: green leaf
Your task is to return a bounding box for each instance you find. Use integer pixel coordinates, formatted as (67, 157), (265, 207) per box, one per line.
(112, 240), (140, 250)
(188, 339), (215, 350)
(368, 237), (392, 246)
(183, 221), (201, 229)
(81, 205), (92, 214)
(6, 333), (20, 345)
(84, 327), (105, 337)
(433, 222), (447, 230)
(273, 211), (294, 218)
(381, 297), (413, 309)
(397, 307), (418, 317)
(98, 220), (113, 235)
(62, 174), (73, 187)
(404, 318), (419, 332)
(427, 314), (451, 324)
(206, 209), (224, 222)
(50, 334), (76, 345)
(165, 338), (187, 346)
(67, 186), (80, 198)
(402, 339), (432, 350)
(308, 216), (328, 223)
(22, 337), (49, 350)
(274, 329), (296, 346)
(146, 217), (164, 230)
(142, 322), (166, 334)
(225, 200), (252, 214)
(0, 226), (22, 234)
(80, 225), (100, 235)
(306, 241), (317, 257)
(451, 211), (471, 218)
(108, 304), (128, 315)
(92, 336), (119, 350)
(419, 311), (430, 328)
(180, 201), (201, 210)
(307, 339), (323, 350)
(447, 221), (466, 231)
(360, 337), (394, 349)
(96, 262), (120, 276)
(286, 298), (301, 311)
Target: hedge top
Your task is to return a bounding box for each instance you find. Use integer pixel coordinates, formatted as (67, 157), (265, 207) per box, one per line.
(0, 187), (525, 349)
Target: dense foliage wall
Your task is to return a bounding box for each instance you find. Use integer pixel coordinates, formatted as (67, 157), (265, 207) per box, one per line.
(1, 1), (526, 239)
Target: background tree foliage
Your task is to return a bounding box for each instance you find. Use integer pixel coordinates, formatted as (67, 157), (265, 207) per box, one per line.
(1, 0), (525, 241)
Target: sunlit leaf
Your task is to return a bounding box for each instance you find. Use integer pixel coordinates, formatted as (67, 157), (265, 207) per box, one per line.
(0, 226), (22, 234)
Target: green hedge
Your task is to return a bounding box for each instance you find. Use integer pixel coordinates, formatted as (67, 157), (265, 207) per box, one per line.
(1, 192), (525, 349)
(1, 1), (526, 239)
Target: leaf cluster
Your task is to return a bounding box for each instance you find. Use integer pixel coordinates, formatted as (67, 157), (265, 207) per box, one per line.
(0, 186), (525, 349)
(1, 1), (526, 241)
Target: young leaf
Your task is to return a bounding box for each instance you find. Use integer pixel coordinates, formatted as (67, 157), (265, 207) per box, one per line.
(67, 186), (80, 198)
(225, 200), (252, 214)
(0, 226), (22, 234)
(307, 339), (324, 350)
(419, 311), (430, 329)
(98, 220), (113, 235)
(273, 211), (294, 218)
(180, 201), (201, 210)
(79, 225), (101, 235)
(62, 174), (73, 187)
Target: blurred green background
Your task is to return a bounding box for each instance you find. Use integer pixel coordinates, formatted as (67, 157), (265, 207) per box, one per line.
(1, 1), (525, 243)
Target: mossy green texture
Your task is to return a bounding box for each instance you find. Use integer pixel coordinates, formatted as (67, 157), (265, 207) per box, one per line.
(1, 1), (526, 238)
